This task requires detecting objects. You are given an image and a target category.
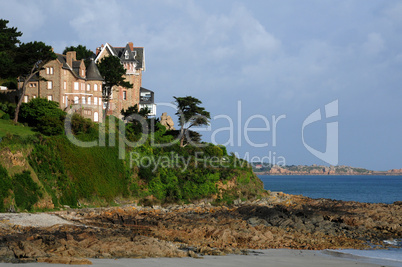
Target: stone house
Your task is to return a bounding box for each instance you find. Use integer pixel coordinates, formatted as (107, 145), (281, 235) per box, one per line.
(95, 42), (152, 118)
(11, 42), (153, 122)
(19, 51), (104, 122)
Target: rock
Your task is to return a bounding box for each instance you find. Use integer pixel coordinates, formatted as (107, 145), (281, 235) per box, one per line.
(0, 246), (15, 262)
(247, 217), (268, 227)
(160, 112), (175, 130)
(37, 257), (92, 265)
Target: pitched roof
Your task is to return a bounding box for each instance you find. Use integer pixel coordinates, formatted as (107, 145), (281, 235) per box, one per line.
(86, 59), (104, 81)
(96, 43), (144, 70)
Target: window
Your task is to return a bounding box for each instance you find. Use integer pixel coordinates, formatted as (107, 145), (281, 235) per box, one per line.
(99, 98), (101, 106)
(82, 69), (85, 77)
(123, 91), (127, 100)
(88, 97), (91, 105)
(94, 97), (98, 105)
(24, 95), (29, 103)
(32, 95), (37, 99)
(47, 81), (52, 89)
(94, 112), (99, 122)
(94, 84), (98, 91)
(74, 96), (79, 104)
(87, 84), (90, 91)
(64, 81), (67, 90)
(124, 50), (129, 59)
(29, 83), (36, 88)
(47, 95), (53, 101)
(81, 83), (85, 91)
(74, 82), (79, 90)
(84, 110), (92, 116)
(46, 67), (53, 75)
(64, 70), (67, 75)
(82, 97), (86, 104)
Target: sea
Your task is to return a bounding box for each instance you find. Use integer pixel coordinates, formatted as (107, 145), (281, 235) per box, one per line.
(258, 175), (402, 266)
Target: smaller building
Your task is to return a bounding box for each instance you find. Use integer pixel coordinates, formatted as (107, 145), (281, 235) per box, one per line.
(139, 87), (156, 116)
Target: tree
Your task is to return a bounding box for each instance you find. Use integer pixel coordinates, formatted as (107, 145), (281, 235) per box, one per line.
(19, 98), (66, 135)
(0, 19), (22, 79)
(13, 42), (57, 122)
(121, 104), (150, 121)
(97, 56), (132, 121)
(63, 45), (94, 67)
(174, 96), (211, 147)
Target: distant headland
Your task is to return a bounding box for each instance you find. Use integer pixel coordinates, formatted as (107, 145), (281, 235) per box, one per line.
(252, 163), (402, 175)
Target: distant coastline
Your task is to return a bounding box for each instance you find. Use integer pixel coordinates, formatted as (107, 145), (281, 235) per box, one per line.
(252, 164), (402, 176)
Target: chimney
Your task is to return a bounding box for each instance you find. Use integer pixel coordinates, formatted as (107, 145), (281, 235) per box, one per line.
(128, 42), (133, 51)
(66, 51), (76, 68)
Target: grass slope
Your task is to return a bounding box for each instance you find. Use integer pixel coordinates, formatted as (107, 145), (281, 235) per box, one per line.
(0, 118), (35, 138)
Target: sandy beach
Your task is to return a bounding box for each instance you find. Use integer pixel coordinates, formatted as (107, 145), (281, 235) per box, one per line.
(0, 249), (397, 267)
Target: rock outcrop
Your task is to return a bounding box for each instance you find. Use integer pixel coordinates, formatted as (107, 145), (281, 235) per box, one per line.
(160, 112), (175, 130)
(0, 195), (401, 263)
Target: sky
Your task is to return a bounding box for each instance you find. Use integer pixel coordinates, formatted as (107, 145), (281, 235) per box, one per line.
(0, 0), (401, 170)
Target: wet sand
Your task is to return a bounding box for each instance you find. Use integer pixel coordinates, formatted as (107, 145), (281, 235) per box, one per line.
(0, 249), (396, 267)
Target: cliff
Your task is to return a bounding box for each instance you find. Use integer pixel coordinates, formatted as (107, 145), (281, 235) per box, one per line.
(0, 132), (266, 212)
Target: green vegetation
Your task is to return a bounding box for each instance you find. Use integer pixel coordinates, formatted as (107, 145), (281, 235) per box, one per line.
(0, 119), (35, 137)
(97, 55), (132, 121)
(0, 20), (264, 210)
(174, 96), (211, 147)
(0, 113), (264, 211)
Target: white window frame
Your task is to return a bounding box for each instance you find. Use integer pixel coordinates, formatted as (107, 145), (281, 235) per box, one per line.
(94, 97), (98, 105)
(47, 95), (53, 101)
(94, 84), (98, 91)
(24, 95), (29, 103)
(64, 81), (67, 90)
(82, 96), (86, 104)
(123, 91), (127, 100)
(74, 96), (79, 104)
(88, 97), (91, 105)
(47, 81), (53, 89)
(87, 84), (90, 91)
(74, 82), (79, 90)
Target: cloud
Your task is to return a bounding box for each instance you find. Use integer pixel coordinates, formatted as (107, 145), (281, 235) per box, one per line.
(0, 0), (46, 40)
(363, 32), (385, 55)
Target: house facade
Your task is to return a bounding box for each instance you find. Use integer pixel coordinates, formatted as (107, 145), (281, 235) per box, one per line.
(95, 42), (149, 118)
(14, 42), (154, 122)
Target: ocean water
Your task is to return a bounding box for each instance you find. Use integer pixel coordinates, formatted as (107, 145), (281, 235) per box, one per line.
(258, 175), (402, 204)
(258, 175), (402, 265)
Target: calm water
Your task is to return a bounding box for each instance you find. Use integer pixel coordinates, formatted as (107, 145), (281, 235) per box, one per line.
(259, 175), (402, 265)
(258, 175), (402, 204)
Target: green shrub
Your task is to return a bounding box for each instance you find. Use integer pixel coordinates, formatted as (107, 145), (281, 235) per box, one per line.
(12, 171), (42, 211)
(19, 98), (66, 135)
(36, 115), (64, 135)
(0, 164), (12, 212)
(1, 113), (10, 120)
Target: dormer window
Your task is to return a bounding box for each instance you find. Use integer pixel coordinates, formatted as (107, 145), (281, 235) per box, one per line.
(124, 50), (129, 59)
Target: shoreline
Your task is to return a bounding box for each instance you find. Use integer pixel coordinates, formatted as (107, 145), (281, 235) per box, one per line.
(254, 173), (402, 176)
(0, 194), (401, 265)
(0, 249), (399, 267)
